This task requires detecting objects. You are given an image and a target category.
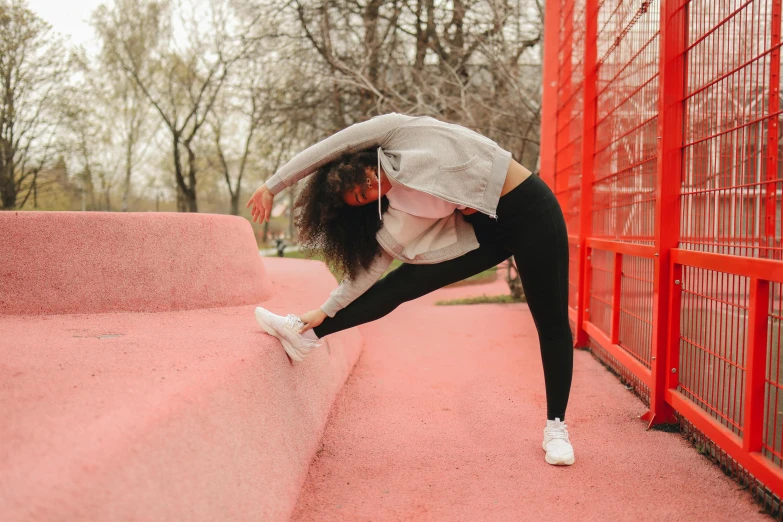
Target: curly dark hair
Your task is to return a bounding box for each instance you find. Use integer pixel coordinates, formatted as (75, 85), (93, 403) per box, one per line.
(293, 149), (390, 281)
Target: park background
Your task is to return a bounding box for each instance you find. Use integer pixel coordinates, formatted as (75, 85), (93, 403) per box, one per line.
(0, 0), (544, 247)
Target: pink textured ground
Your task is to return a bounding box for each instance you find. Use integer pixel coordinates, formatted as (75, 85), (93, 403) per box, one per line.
(292, 279), (767, 521)
(1, 247), (361, 521)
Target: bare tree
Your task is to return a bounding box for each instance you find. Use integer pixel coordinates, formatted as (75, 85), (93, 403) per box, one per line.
(93, 0), (252, 212)
(0, 0), (68, 210)
(275, 0), (543, 166)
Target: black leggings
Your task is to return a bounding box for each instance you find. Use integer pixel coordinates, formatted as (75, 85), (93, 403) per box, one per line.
(313, 175), (574, 421)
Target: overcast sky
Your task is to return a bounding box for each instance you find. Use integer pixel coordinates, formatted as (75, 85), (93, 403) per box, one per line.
(27, 0), (105, 49)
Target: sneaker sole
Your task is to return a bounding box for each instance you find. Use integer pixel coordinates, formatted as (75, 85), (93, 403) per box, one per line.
(542, 442), (575, 466)
(544, 453), (575, 466)
(254, 308), (304, 362)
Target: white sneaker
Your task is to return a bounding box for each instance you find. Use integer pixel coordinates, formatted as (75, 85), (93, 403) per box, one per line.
(542, 418), (575, 466)
(254, 307), (322, 362)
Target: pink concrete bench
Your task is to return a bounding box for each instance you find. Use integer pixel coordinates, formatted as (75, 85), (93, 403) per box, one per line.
(0, 212), (363, 521)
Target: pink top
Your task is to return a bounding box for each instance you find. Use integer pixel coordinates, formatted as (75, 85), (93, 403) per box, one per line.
(385, 183), (466, 219)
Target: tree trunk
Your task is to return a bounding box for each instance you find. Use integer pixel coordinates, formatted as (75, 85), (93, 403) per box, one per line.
(173, 136), (187, 212)
(414, 0), (427, 70)
(122, 138), (132, 211)
(0, 164), (16, 209)
(185, 142), (198, 212)
(230, 192), (239, 216)
(362, 0), (382, 113)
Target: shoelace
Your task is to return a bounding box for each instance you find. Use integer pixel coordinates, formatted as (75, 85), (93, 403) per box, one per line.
(284, 314), (320, 344)
(546, 424), (570, 441)
(285, 314), (304, 330)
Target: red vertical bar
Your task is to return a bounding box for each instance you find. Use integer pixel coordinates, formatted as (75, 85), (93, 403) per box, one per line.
(642, 0), (688, 427)
(744, 277), (771, 452)
(766, 0), (781, 260)
(575, 0), (598, 348)
(584, 247), (593, 324)
(610, 252), (623, 345)
(667, 262), (684, 391)
(540, 0), (562, 189)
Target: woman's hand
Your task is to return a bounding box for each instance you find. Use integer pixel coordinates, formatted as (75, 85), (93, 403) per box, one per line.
(246, 184), (275, 223)
(298, 308), (328, 333)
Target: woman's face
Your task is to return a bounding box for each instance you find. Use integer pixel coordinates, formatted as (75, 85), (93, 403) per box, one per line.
(343, 166), (392, 206)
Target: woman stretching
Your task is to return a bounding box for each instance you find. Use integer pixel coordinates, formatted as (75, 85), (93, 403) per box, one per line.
(246, 113), (575, 466)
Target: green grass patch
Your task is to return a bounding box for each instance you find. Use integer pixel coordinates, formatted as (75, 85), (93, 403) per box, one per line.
(446, 266), (497, 287)
(281, 249), (317, 260)
(435, 294), (525, 306)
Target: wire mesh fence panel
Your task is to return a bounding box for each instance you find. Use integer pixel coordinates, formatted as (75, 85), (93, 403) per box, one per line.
(556, 0), (587, 237)
(765, 282), (783, 467)
(681, 0), (782, 259)
(589, 249), (614, 334)
(593, 0), (660, 244)
(678, 266), (749, 438)
(568, 242), (581, 311)
(618, 254), (654, 368)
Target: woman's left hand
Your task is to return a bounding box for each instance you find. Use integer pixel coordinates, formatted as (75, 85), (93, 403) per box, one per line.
(298, 308), (328, 333)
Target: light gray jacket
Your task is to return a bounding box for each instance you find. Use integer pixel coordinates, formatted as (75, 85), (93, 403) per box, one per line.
(264, 113), (512, 317)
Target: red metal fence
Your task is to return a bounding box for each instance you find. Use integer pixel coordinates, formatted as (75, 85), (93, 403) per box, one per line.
(540, 0), (783, 497)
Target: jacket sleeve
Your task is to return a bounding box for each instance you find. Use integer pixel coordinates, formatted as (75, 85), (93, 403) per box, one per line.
(264, 113), (411, 195)
(319, 248), (395, 318)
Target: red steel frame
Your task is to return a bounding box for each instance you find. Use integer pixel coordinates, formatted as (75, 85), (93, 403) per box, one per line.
(541, 0), (783, 497)
(575, 0), (598, 348)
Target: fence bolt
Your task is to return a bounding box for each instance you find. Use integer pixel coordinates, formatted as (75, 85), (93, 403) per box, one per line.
(671, 368), (677, 373)
(651, 356), (656, 361)
(674, 279), (680, 285)
(654, 252), (659, 257)
(587, 255), (591, 260)
(585, 308), (589, 313)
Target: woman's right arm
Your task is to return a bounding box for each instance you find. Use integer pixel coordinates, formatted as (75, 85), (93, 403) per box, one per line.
(320, 249), (395, 318)
(264, 113), (411, 196)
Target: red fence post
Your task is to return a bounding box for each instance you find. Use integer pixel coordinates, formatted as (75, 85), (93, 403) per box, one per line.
(666, 262), (683, 392)
(610, 252), (623, 345)
(744, 278), (771, 452)
(539, 0), (561, 189)
(642, 0), (688, 427)
(574, 0), (598, 348)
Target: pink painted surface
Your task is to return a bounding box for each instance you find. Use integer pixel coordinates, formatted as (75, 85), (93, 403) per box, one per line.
(0, 212), (363, 521)
(0, 211), (272, 314)
(293, 279), (768, 521)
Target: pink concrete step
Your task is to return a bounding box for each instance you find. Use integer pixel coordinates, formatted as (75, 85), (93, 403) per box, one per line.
(0, 212), (362, 521)
(1, 211), (273, 314)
